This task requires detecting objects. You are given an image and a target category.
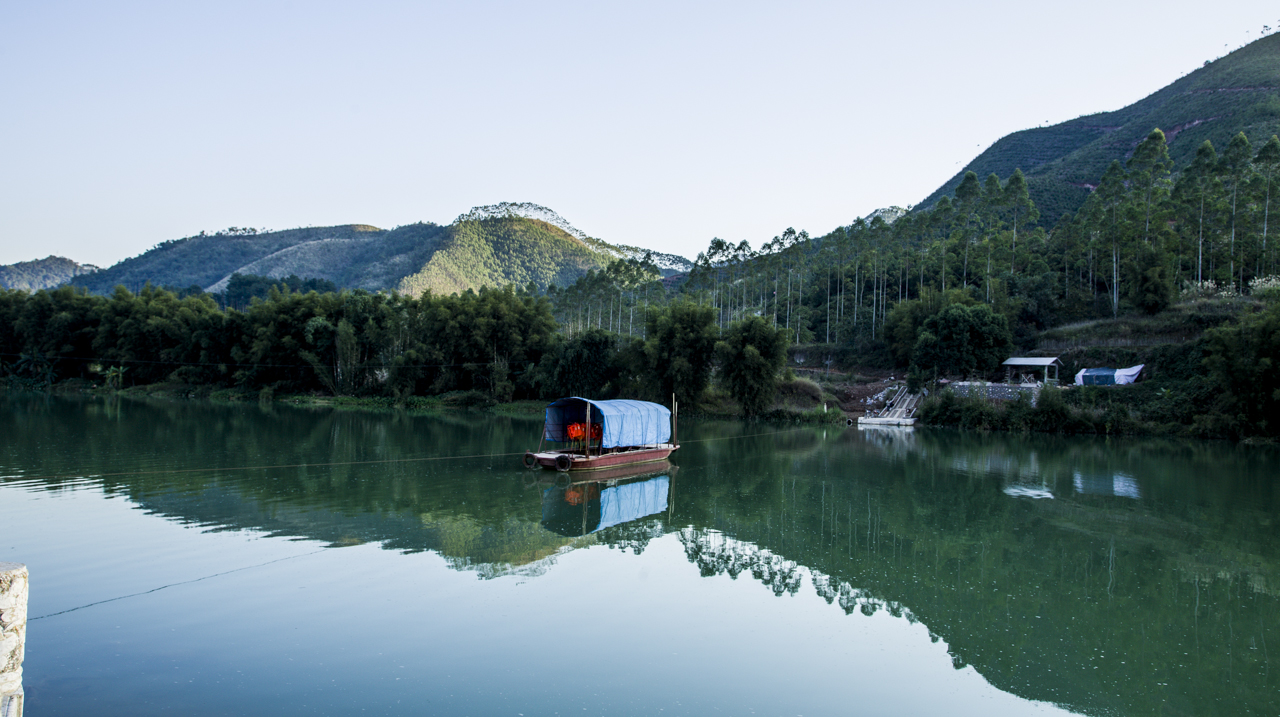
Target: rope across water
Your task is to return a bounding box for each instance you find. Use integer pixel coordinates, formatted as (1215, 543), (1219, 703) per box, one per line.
(5, 427), (816, 484)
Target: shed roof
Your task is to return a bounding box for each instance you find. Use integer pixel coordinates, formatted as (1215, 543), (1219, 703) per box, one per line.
(1002, 357), (1062, 367)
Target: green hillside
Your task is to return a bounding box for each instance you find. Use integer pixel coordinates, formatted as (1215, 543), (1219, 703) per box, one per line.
(71, 223), (448, 294)
(396, 216), (614, 297)
(919, 33), (1280, 224)
(0, 255), (98, 290)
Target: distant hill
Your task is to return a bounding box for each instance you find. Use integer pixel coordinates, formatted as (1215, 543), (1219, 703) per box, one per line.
(919, 33), (1280, 224)
(396, 213), (616, 296)
(72, 224), (448, 295)
(69, 204), (692, 296)
(0, 256), (99, 291)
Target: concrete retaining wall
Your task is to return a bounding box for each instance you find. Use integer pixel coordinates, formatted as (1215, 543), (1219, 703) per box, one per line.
(951, 382), (1041, 406)
(0, 563), (26, 717)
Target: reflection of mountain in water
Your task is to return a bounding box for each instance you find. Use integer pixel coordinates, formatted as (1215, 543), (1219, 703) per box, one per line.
(3, 396), (1279, 714)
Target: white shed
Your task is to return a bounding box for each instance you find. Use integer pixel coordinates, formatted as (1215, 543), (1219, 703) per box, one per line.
(1002, 357), (1062, 385)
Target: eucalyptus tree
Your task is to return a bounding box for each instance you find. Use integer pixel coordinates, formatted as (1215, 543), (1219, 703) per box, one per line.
(1172, 140), (1220, 284)
(1254, 135), (1280, 275)
(954, 172), (983, 289)
(1218, 132), (1255, 291)
(1126, 129), (1174, 246)
(1002, 169), (1038, 276)
(1093, 160), (1129, 316)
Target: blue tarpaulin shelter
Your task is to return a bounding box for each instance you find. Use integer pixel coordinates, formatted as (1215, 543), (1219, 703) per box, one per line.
(1074, 365), (1144, 386)
(543, 398), (671, 448)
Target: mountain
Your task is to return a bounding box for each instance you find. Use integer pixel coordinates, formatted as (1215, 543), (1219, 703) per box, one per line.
(918, 33), (1280, 224)
(71, 223), (447, 295)
(396, 211), (617, 296)
(862, 206), (908, 225)
(70, 204), (692, 297)
(0, 256), (99, 291)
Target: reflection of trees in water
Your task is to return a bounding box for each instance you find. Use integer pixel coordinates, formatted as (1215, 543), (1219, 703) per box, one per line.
(680, 528), (926, 626)
(6, 396), (1280, 714)
(680, 528), (803, 596)
(602, 519), (665, 555)
(671, 427), (1280, 716)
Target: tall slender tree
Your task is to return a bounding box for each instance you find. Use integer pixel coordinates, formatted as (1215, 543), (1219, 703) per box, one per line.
(1127, 129), (1173, 245)
(1173, 140), (1219, 285)
(1003, 168), (1038, 274)
(1218, 132), (1254, 291)
(1254, 135), (1280, 276)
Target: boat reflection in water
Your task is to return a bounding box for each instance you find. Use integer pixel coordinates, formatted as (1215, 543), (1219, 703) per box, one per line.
(540, 463), (674, 537)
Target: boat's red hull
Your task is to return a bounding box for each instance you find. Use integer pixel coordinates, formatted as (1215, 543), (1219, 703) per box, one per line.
(529, 445), (676, 472)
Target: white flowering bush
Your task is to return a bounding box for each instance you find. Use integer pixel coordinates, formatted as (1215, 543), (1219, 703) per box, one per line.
(1181, 279), (1237, 300)
(1249, 275), (1280, 301)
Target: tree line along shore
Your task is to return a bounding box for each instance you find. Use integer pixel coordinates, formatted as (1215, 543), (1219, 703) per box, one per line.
(3, 128), (1279, 439)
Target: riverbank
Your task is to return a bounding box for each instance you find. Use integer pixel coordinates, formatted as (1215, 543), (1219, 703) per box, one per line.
(24, 380), (849, 426)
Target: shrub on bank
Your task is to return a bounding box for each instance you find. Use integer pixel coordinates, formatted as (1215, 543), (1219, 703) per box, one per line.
(919, 385), (1155, 435)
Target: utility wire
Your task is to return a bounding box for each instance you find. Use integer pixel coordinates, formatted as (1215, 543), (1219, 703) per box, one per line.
(21, 426), (816, 620)
(0, 351), (536, 371)
(29, 550), (327, 621)
(9, 427), (813, 484)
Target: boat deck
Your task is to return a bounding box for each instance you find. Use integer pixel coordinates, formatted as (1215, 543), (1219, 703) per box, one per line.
(528, 444), (677, 472)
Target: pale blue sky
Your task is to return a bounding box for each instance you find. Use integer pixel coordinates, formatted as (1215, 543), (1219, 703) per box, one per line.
(2, 1), (1278, 267)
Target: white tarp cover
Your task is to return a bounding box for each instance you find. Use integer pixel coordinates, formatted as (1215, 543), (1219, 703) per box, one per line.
(544, 398), (671, 448)
(597, 476), (670, 532)
(1073, 364), (1144, 386)
(1114, 365), (1144, 384)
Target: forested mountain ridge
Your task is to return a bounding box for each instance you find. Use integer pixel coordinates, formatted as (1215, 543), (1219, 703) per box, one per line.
(919, 33), (1280, 224)
(66, 204), (690, 296)
(0, 256), (98, 291)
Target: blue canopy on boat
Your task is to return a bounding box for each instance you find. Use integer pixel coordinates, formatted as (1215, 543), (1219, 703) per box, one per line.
(543, 397), (671, 448)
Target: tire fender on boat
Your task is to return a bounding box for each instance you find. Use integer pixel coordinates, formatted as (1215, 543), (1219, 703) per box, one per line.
(554, 454), (573, 472)
(522, 452), (538, 469)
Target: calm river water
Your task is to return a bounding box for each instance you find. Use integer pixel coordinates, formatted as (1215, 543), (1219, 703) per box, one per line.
(1, 393), (1277, 716)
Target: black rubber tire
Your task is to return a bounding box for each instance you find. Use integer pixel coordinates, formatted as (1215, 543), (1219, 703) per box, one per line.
(846, 417), (855, 427)
(555, 454), (573, 472)
(522, 452), (538, 469)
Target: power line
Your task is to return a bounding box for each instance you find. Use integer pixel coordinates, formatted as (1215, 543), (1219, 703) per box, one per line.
(0, 351), (536, 371)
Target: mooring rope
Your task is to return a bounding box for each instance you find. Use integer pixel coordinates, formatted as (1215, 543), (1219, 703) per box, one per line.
(5, 426), (819, 484)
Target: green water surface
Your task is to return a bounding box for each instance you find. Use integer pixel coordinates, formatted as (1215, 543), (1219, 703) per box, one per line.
(1, 393), (1276, 716)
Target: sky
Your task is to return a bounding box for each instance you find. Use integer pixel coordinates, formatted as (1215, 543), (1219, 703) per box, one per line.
(2, 1), (1279, 267)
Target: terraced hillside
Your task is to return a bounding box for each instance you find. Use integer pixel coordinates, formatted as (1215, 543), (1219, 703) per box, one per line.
(919, 33), (1280, 224)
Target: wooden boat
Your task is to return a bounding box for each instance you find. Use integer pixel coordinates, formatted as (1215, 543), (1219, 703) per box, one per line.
(523, 397), (679, 472)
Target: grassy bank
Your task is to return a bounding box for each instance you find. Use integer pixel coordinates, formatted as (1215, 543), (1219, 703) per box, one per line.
(42, 380), (847, 426)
